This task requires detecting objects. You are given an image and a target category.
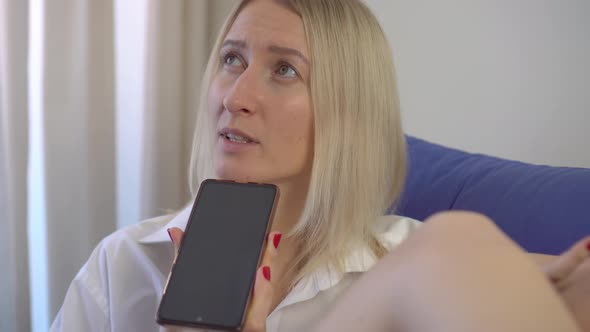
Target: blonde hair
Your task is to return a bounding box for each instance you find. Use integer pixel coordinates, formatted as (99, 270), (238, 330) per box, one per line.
(189, 0), (406, 283)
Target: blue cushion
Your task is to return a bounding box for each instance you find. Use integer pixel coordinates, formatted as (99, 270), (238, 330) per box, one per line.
(394, 136), (590, 255)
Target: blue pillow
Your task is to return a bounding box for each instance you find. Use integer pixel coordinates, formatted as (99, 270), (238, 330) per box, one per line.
(394, 136), (590, 255)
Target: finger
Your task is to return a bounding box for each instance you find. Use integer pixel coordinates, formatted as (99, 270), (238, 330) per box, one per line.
(243, 265), (273, 332)
(260, 231), (282, 267)
(167, 227), (184, 253)
(544, 235), (590, 288)
(243, 232), (282, 331)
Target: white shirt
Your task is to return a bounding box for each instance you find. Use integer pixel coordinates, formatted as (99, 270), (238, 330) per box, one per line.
(50, 205), (420, 332)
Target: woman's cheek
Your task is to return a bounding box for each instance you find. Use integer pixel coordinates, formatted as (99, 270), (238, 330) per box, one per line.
(208, 76), (226, 113)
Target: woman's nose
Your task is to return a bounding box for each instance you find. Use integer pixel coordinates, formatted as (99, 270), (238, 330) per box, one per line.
(222, 68), (262, 116)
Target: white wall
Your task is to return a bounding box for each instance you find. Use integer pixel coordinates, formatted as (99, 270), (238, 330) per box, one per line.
(365, 0), (590, 168)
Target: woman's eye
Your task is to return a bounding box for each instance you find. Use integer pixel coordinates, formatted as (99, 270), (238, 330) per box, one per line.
(223, 54), (242, 67)
(276, 64), (297, 78)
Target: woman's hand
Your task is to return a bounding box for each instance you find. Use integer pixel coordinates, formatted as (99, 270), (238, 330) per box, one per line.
(542, 236), (590, 331)
(167, 227), (281, 332)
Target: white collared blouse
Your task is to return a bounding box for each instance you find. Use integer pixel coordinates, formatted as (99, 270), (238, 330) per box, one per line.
(50, 205), (420, 332)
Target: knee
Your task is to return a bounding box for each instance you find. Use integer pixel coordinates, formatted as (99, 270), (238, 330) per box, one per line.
(389, 211), (515, 264)
(420, 211), (505, 244)
(369, 210), (527, 304)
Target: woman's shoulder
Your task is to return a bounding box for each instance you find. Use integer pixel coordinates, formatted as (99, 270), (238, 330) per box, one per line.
(78, 212), (178, 281)
(338, 215), (422, 273)
(70, 212), (178, 297)
(101, 212), (176, 248)
(53, 213), (179, 331)
(97, 214), (176, 250)
(374, 214), (422, 250)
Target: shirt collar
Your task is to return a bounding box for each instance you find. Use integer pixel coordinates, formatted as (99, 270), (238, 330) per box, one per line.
(138, 203), (408, 313)
(283, 214), (419, 308)
(271, 245), (377, 314)
(138, 202), (193, 244)
(138, 201), (382, 272)
(139, 202), (378, 272)
(314, 245), (376, 293)
(139, 202), (417, 321)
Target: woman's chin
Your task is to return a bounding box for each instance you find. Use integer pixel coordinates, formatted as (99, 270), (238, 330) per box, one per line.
(214, 166), (261, 183)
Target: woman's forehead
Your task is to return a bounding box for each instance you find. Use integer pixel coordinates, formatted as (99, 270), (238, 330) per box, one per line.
(225, 0), (308, 57)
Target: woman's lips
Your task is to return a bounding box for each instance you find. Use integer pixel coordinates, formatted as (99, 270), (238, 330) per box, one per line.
(218, 133), (259, 153)
(218, 127), (259, 143)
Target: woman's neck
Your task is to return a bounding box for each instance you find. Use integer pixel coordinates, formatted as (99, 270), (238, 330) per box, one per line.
(266, 178), (309, 311)
(270, 180), (308, 234)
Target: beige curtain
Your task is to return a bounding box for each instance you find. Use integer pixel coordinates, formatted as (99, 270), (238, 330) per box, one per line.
(41, 0), (118, 318)
(1, 0), (237, 330)
(39, 0), (238, 326)
(139, 0), (237, 219)
(0, 1), (30, 331)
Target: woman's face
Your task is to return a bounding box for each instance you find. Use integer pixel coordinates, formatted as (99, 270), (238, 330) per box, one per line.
(209, 0), (314, 186)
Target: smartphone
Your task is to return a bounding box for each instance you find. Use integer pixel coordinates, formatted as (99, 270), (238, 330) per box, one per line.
(156, 179), (279, 331)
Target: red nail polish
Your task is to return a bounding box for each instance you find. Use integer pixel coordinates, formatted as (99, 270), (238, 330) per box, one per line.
(586, 241), (590, 252)
(167, 229), (173, 242)
(263, 266), (271, 281)
(273, 233), (282, 249)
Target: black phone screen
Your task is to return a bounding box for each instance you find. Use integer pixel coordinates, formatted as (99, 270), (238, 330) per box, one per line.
(157, 180), (278, 330)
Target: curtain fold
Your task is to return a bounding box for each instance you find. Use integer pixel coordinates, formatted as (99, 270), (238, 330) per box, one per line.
(41, 0), (117, 317)
(137, 0), (237, 219)
(1, 0), (238, 329)
(0, 0), (30, 331)
(141, 0), (193, 219)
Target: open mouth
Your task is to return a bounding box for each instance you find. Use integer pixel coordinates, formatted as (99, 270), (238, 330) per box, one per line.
(218, 127), (259, 144)
(220, 132), (256, 144)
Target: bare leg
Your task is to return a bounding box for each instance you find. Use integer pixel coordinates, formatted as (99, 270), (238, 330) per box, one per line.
(312, 211), (581, 332)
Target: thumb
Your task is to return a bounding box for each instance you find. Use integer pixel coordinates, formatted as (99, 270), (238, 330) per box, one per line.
(243, 265), (274, 332)
(544, 235), (590, 289)
(242, 231), (281, 331)
(167, 227), (184, 254)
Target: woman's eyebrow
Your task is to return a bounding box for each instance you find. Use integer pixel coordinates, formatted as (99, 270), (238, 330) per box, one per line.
(222, 39), (309, 65)
(222, 39), (246, 49)
(268, 45), (309, 65)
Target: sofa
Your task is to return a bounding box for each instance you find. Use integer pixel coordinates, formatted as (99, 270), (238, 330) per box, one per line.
(394, 136), (590, 255)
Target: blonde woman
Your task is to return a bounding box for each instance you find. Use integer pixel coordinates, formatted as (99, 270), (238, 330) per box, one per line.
(52, 0), (590, 331)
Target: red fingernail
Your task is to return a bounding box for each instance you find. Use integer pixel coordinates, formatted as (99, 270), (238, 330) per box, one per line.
(273, 233), (282, 249)
(586, 241), (590, 252)
(262, 266), (271, 281)
(167, 228), (173, 242)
